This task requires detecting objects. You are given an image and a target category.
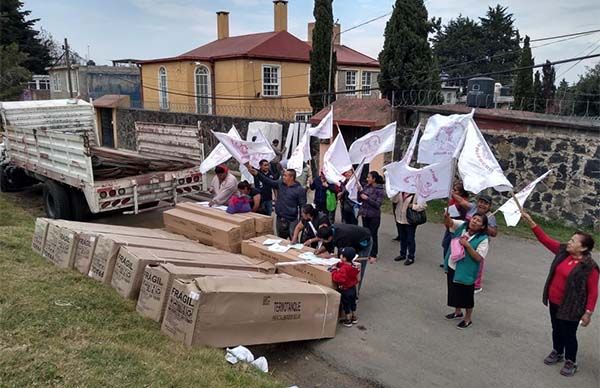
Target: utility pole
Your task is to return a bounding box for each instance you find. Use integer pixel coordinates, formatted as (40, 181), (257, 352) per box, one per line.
(63, 38), (74, 98)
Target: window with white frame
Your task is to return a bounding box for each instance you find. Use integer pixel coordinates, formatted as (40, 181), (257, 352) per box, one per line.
(294, 112), (312, 122)
(262, 65), (280, 97)
(345, 70), (357, 96)
(52, 73), (61, 91)
(195, 65), (211, 114)
(361, 71), (372, 96)
(70, 71), (79, 92)
(158, 67), (169, 110)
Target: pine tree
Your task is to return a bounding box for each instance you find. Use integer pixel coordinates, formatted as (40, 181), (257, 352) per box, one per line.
(309, 0), (336, 113)
(513, 35), (533, 111)
(432, 16), (485, 87)
(378, 0), (440, 103)
(541, 60), (556, 102)
(0, 0), (52, 74)
(532, 70), (544, 112)
(0, 43), (32, 100)
(479, 5), (520, 76)
(571, 63), (600, 116)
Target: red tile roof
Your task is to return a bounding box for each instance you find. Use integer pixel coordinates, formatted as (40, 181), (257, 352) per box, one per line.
(138, 31), (379, 68)
(311, 98), (392, 128)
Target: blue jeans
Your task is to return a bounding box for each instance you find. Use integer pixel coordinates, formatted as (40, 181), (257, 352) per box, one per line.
(261, 200), (273, 216)
(398, 223), (417, 260)
(357, 237), (373, 292)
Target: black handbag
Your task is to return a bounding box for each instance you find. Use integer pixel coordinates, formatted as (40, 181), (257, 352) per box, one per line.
(406, 196), (427, 225)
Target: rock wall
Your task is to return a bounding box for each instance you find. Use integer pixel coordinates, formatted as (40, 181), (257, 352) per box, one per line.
(394, 115), (599, 230)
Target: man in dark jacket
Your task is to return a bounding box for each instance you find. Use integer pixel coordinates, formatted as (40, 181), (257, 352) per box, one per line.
(248, 163), (306, 239)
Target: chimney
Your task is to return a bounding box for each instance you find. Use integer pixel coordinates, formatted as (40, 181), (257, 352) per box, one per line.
(273, 0), (288, 32)
(216, 11), (229, 40)
(307, 22), (341, 45)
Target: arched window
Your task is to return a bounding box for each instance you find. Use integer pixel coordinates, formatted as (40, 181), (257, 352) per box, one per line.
(158, 67), (168, 110)
(195, 65), (211, 114)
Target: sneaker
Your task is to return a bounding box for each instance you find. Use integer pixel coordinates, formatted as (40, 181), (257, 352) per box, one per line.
(543, 350), (564, 365)
(342, 319), (353, 328)
(439, 263), (445, 268)
(351, 316), (359, 324)
(456, 320), (472, 329)
(560, 360), (577, 377)
(474, 287), (483, 294)
(394, 256), (406, 262)
(445, 312), (464, 320)
(392, 236), (401, 241)
(404, 258), (414, 266)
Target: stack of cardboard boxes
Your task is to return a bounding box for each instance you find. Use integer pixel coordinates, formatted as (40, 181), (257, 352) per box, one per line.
(32, 209), (341, 348)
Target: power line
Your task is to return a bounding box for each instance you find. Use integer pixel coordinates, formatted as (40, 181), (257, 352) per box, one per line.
(530, 28), (600, 42)
(130, 53), (600, 101)
(556, 39), (600, 79)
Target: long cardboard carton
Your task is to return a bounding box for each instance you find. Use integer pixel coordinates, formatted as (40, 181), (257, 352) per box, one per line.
(175, 202), (255, 239)
(136, 263), (278, 322)
(32, 218), (51, 255)
(42, 223), (78, 268)
(89, 234), (217, 284)
(52, 219), (188, 241)
(242, 235), (335, 288)
(112, 246), (275, 300)
(161, 276), (340, 347)
(163, 208), (241, 253)
(237, 211), (274, 235)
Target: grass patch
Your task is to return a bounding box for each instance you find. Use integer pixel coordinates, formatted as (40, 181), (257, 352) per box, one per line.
(0, 193), (282, 388)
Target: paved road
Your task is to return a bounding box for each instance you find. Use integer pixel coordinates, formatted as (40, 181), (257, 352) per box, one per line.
(96, 203), (599, 388)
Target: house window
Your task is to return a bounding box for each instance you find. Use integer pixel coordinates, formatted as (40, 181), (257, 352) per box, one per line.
(52, 73), (61, 91)
(39, 79), (50, 90)
(294, 112), (312, 122)
(345, 70), (357, 96)
(262, 65), (280, 97)
(70, 71), (78, 92)
(361, 71), (372, 96)
(195, 65), (211, 114)
(158, 67), (169, 110)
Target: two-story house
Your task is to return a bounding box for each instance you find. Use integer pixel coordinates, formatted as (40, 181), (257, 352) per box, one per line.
(138, 0), (380, 121)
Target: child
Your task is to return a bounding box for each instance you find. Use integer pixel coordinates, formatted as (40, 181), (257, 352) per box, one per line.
(331, 247), (360, 327)
(226, 181), (252, 214)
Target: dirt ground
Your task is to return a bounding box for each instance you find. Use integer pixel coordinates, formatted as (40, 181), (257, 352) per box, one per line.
(10, 186), (379, 388)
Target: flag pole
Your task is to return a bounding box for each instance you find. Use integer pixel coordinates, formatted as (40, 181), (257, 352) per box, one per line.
(510, 191), (524, 212)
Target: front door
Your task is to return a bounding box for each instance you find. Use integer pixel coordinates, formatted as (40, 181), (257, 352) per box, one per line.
(99, 108), (114, 147)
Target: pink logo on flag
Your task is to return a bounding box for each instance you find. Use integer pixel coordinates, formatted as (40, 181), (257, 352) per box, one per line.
(231, 140), (249, 156)
(360, 135), (382, 155)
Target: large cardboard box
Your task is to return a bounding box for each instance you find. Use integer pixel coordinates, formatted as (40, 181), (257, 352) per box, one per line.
(136, 263), (277, 322)
(32, 218), (50, 255)
(73, 232), (98, 275)
(88, 234), (217, 284)
(242, 235), (335, 288)
(242, 212), (274, 235)
(52, 220), (188, 241)
(175, 203), (255, 239)
(111, 246), (274, 300)
(163, 208), (242, 253)
(42, 223), (78, 268)
(161, 276), (340, 347)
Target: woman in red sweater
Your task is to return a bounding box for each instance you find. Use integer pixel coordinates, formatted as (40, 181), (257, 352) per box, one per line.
(521, 211), (598, 377)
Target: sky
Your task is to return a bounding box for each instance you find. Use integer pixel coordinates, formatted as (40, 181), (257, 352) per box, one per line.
(25, 0), (600, 84)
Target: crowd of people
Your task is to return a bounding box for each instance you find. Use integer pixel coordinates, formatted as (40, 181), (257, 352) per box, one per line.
(206, 144), (597, 377)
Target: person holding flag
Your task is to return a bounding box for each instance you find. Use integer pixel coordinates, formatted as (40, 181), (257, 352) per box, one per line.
(358, 171), (385, 263)
(520, 211), (598, 377)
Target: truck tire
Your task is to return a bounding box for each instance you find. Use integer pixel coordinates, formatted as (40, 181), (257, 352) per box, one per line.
(43, 181), (73, 219)
(69, 188), (91, 221)
(0, 166), (10, 192)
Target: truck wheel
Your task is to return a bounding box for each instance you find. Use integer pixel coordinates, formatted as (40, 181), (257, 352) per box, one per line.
(69, 188), (91, 221)
(43, 181), (73, 219)
(0, 166), (10, 192)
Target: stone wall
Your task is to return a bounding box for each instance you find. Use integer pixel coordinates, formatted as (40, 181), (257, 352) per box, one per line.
(394, 111), (599, 230)
(115, 108), (291, 151)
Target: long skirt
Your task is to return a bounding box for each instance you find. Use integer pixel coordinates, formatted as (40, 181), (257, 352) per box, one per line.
(447, 268), (475, 309)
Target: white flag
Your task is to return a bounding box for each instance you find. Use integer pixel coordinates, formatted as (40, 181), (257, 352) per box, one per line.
(347, 158), (366, 202)
(457, 121), (513, 194)
(247, 128), (276, 167)
(497, 170), (553, 226)
(417, 111), (473, 165)
(384, 159), (453, 202)
(400, 124), (420, 164)
(287, 132), (311, 175)
(200, 126), (240, 173)
(308, 106), (333, 139)
(322, 133), (352, 184)
(348, 122), (396, 164)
